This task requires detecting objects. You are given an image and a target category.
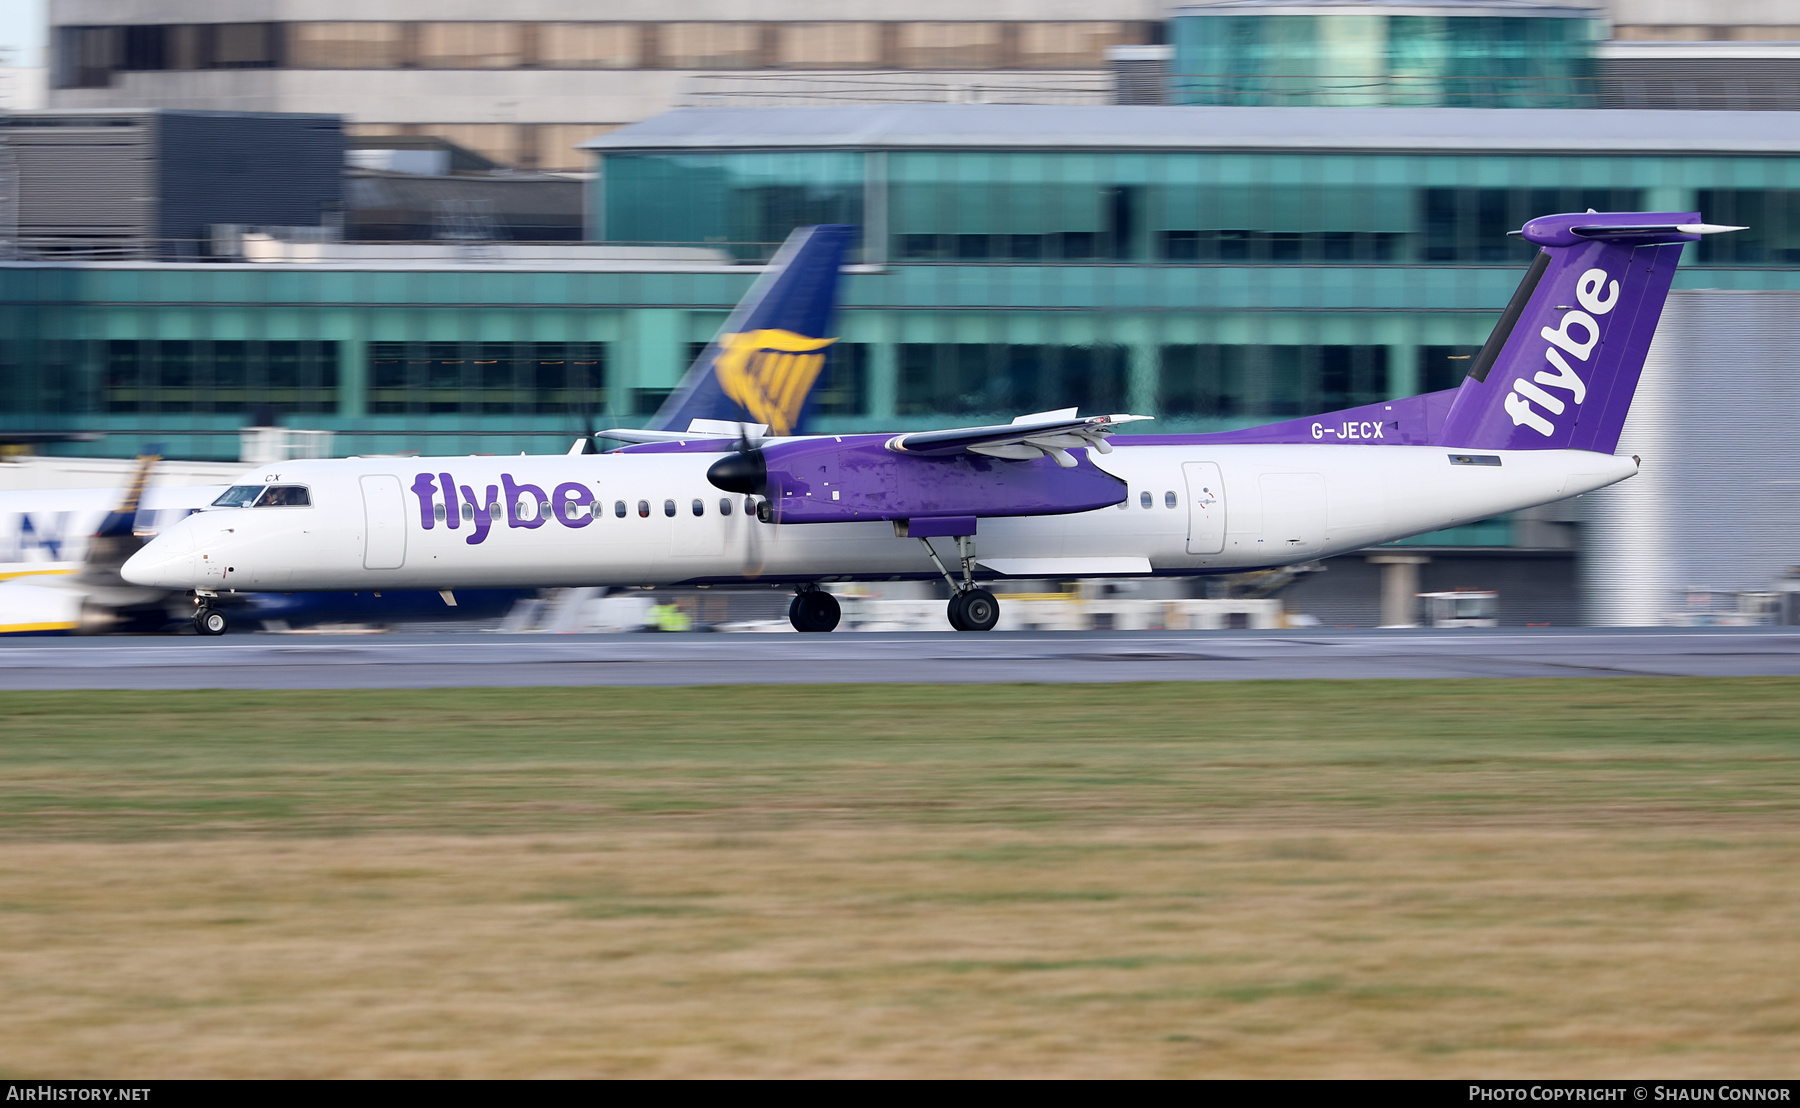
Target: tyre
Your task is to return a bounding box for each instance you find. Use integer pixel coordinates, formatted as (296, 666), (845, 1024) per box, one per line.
(194, 608), (229, 636)
(958, 589), (1000, 632)
(945, 592), (968, 631)
(789, 590), (841, 633)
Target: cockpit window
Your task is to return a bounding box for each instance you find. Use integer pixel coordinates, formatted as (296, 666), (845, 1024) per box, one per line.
(212, 485), (265, 508)
(258, 485), (311, 507)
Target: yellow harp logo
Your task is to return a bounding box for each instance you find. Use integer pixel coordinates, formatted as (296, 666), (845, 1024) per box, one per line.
(712, 329), (838, 436)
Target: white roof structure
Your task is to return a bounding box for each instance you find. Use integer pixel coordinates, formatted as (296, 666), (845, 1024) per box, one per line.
(585, 104), (1800, 156)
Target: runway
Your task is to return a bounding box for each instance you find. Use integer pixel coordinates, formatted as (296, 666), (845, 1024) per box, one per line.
(2, 626), (1799, 689)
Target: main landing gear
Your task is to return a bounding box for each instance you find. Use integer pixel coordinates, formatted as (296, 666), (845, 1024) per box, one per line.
(788, 586), (841, 633)
(919, 534), (1000, 633)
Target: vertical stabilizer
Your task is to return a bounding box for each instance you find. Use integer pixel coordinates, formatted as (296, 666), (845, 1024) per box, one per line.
(647, 224), (856, 437)
(79, 449), (161, 582)
(1438, 212), (1740, 453)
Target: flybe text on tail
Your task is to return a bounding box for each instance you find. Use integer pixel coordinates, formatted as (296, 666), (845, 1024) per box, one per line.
(1436, 211), (1739, 455)
(1505, 267), (1617, 437)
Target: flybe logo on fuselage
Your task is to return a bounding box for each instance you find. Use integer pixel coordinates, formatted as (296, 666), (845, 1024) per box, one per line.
(712, 329), (837, 437)
(1505, 267), (1619, 437)
(410, 472), (598, 545)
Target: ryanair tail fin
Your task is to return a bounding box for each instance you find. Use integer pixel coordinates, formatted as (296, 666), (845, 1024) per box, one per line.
(1438, 212), (1741, 453)
(647, 224), (856, 438)
(78, 448), (160, 584)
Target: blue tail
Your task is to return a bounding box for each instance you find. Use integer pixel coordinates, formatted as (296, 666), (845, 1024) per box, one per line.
(648, 225), (856, 437)
(1438, 212), (1739, 453)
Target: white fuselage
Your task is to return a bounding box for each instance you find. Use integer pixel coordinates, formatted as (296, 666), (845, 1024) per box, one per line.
(121, 444), (1635, 593)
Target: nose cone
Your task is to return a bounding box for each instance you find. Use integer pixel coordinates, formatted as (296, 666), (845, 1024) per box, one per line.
(121, 527), (197, 589)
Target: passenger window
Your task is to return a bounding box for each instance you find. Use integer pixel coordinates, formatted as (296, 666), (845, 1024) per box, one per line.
(663, 499), (676, 518)
(433, 502), (446, 522)
(1165, 491), (1177, 509)
(614, 500), (626, 518)
(488, 501), (501, 520)
(461, 501), (474, 521)
(637, 500), (649, 518)
(691, 498), (704, 517)
(744, 497), (756, 517)
(1140, 491), (1152, 509)
(212, 485), (264, 508)
(719, 497), (733, 517)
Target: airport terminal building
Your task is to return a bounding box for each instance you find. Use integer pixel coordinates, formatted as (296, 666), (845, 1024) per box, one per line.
(4, 103), (1799, 623)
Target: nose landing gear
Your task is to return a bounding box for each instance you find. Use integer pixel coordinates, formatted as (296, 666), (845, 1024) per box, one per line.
(191, 591), (228, 636)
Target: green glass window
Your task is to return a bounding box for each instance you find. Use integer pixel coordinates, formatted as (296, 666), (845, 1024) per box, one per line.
(1417, 346), (1483, 394)
(601, 152), (864, 261)
(1171, 12), (1601, 108)
(1159, 345), (1389, 419)
(369, 342), (606, 417)
(102, 339), (338, 416)
(1695, 190), (1800, 265)
(897, 343), (1127, 417)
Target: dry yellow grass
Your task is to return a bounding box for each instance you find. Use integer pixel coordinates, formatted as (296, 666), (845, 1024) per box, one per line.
(0, 680), (1796, 1077)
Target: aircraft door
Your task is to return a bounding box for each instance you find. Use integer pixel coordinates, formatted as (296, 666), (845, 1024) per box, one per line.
(1182, 462), (1226, 555)
(1259, 472), (1327, 557)
(360, 474), (407, 569)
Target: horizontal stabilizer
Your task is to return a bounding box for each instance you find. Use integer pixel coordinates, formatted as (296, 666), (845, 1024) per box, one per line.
(1567, 222), (1747, 242)
(886, 413), (1152, 467)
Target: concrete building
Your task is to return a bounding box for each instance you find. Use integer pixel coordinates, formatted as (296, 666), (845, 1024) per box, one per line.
(1, 108), (342, 258)
(43, 2), (1166, 171)
(38, 1), (1800, 172)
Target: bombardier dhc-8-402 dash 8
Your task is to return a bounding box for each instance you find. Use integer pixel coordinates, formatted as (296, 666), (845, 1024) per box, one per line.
(123, 212), (1740, 633)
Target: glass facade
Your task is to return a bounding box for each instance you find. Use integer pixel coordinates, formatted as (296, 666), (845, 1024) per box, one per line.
(1170, 10), (1602, 108)
(601, 152), (864, 259)
(605, 149), (1800, 268)
(8, 139), (1800, 462)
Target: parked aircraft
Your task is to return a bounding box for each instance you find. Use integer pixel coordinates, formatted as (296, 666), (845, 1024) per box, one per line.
(0, 455), (177, 634)
(122, 212), (1738, 633)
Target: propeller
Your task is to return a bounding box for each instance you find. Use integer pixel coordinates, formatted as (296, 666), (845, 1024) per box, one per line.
(706, 421), (767, 499)
(707, 421), (773, 578)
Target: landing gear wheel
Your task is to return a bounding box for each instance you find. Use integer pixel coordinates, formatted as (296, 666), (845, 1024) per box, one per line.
(946, 591), (969, 631)
(789, 590), (841, 633)
(194, 608), (229, 636)
(956, 588), (999, 632)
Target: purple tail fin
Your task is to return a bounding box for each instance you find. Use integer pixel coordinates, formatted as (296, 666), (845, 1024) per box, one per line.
(1438, 211), (1735, 454)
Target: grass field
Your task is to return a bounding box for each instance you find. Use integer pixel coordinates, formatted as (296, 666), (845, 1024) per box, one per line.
(1, 678), (1798, 1078)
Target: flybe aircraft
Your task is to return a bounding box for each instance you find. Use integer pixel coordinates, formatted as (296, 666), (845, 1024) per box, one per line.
(123, 212), (1737, 633)
(3, 225), (856, 635)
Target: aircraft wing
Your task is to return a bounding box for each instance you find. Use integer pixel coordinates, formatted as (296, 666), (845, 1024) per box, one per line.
(884, 411), (1151, 468)
(597, 418), (770, 446)
(596, 428), (731, 445)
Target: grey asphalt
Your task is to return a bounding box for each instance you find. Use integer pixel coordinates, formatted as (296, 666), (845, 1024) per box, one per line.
(1, 627), (1798, 689)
